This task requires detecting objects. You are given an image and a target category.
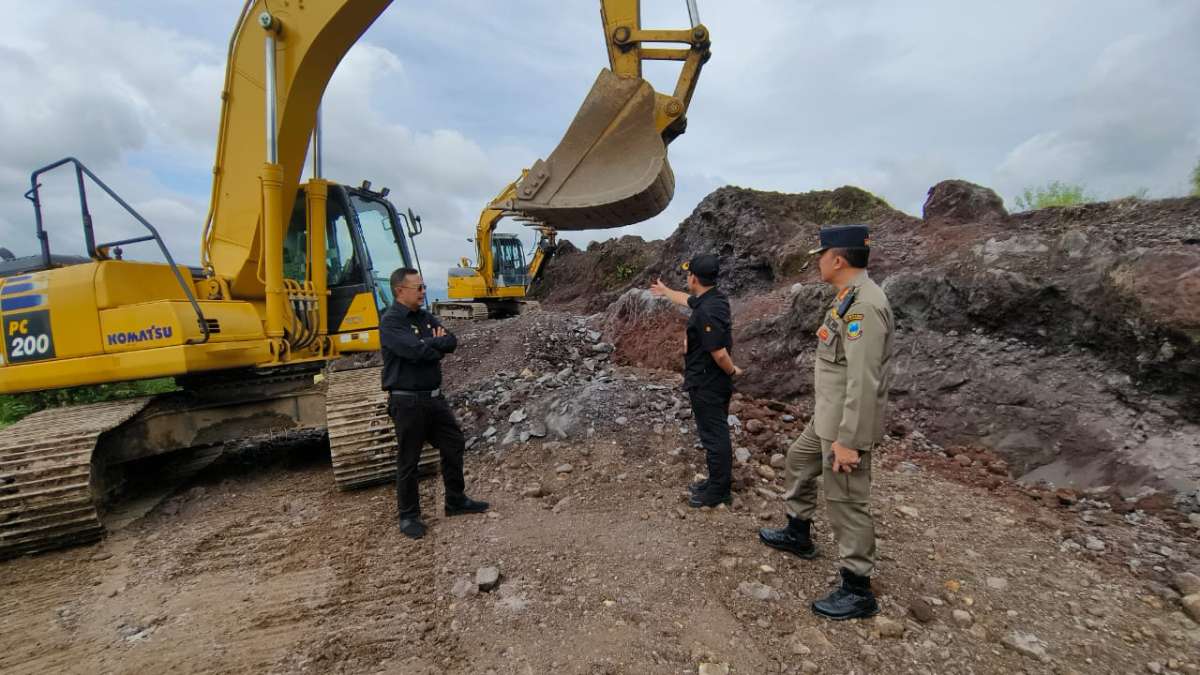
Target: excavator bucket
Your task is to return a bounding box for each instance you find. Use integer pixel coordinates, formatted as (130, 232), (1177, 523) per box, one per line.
(500, 69), (674, 230)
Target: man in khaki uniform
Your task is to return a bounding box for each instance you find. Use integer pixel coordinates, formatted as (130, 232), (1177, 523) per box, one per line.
(758, 224), (893, 620)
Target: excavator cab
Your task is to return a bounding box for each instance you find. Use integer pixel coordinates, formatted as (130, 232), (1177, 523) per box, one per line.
(283, 183), (419, 350)
(490, 234), (529, 289)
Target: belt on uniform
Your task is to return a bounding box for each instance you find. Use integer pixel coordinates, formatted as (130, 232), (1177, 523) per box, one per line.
(388, 388), (442, 399)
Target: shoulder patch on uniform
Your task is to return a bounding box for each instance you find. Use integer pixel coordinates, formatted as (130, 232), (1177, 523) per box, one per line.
(846, 320), (863, 341)
(817, 325), (830, 343)
(845, 313), (864, 322)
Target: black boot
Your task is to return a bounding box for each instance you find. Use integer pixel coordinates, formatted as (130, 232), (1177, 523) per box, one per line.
(445, 496), (489, 516)
(687, 478), (710, 495)
(811, 568), (879, 620)
(688, 485), (732, 508)
(399, 517), (427, 539)
(758, 515), (817, 559)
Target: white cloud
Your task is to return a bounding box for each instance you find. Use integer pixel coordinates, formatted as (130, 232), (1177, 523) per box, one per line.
(3, 0), (1198, 288)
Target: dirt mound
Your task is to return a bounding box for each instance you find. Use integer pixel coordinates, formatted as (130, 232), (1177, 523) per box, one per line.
(538, 184), (1200, 496)
(529, 236), (664, 312)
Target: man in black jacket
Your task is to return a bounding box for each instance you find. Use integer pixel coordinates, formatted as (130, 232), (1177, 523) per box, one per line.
(380, 268), (488, 539)
(650, 254), (744, 507)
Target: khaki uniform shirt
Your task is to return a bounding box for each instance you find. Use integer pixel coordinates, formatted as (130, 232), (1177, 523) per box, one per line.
(813, 271), (894, 449)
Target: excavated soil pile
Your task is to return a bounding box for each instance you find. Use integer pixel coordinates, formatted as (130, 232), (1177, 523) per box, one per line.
(538, 181), (1200, 499)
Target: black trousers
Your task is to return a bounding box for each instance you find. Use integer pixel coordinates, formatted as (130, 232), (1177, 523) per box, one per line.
(688, 387), (733, 492)
(388, 394), (466, 519)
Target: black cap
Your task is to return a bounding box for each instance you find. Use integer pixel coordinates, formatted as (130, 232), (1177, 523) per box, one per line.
(809, 225), (871, 255)
(681, 253), (720, 282)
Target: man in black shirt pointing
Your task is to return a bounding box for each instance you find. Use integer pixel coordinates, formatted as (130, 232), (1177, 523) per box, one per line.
(651, 254), (743, 508)
(380, 267), (488, 539)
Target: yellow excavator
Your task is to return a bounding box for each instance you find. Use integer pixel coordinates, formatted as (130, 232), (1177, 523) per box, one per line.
(0, 0), (712, 558)
(437, 2), (711, 319)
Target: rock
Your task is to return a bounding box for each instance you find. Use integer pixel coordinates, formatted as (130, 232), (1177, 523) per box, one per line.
(615, 416), (629, 425)
(555, 463), (574, 474)
(528, 421), (548, 438)
(755, 465), (777, 480)
(519, 368), (534, 379)
(737, 581), (780, 601)
(786, 633), (811, 655)
(734, 447), (752, 464)
(1146, 663), (1163, 675)
(986, 577), (1009, 592)
(697, 664), (729, 675)
(1182, 594), (1200, 622)
(508, 409), (527, 423)
(745, 419), (766, 435)
(952, 609), (973, 626)
(476, 567), (501, 592)
(586, 330), (602, 342)
(1085, 536), (1106, 552)
(1001, 632), (1049, 662)
(501, 426), (520, 447)
(908, 598), (935, 624)
(800, 661), (819, 674)
(770, 453), (786, 469)
(521, 485), (545, 498)
(591, 342), (615, 354)
(782, 414), (796, 423)
(896, 505), (920, 518)
(795, 627), (834, 654)
(1173, 572), (1200, 596)
(451, 577), (476, 598)
(755, 487), (780, 501)
(875, 616), (905, 638)
(955, 454), (973, 467)
(482, 426), (497, 439)
(923, 179), (1008, 225)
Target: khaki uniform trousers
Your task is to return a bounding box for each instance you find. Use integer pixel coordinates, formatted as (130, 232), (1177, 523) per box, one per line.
(782, 420), (876, 576)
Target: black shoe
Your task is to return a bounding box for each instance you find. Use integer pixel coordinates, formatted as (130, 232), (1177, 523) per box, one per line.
(688, 479), (710, 495)
(811, 568), (879, 620)
(445, 496), (489, 516)
(759, 515), (817, 559)
(688, 487), (732, 508)
(399, 517), (427, 539)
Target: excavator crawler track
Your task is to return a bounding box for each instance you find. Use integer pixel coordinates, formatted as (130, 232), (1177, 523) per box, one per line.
(325, 366), (439, 490)
(0, 397), (152, 560)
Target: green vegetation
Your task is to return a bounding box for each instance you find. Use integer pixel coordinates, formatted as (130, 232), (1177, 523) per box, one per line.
(1192, 158), (1200, 196)
(1013, 181), (1092, 211)
(0, 378), (177, 429)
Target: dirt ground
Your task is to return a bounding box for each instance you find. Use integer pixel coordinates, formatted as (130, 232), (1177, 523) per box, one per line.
(2, 312), (1198, 674)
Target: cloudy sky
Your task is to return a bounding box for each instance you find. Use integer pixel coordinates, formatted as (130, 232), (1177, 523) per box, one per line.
(2, 0), (1198, 299)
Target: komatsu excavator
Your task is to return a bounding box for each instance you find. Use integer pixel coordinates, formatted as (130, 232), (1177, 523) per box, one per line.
(0, 0), (711, 558)
(437, 6), (710, 319)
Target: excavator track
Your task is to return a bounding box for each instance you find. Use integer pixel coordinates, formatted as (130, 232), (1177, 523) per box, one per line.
(325, 366), (439, 490)
(0, 397), (152, 560)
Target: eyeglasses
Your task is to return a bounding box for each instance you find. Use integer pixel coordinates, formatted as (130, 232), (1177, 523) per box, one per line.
(400, 284), (426, 291)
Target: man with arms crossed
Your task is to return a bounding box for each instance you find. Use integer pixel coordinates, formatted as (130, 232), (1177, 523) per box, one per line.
(380, 268), (489, 539)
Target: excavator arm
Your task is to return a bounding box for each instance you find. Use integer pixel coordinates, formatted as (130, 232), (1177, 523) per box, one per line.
(200, 0), (392, 302)
(495, 0), (712, 230)
(462, 0), (711, 304)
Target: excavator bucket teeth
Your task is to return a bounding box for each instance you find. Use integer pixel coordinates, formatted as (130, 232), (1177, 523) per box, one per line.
(501, 69), (673, 230)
